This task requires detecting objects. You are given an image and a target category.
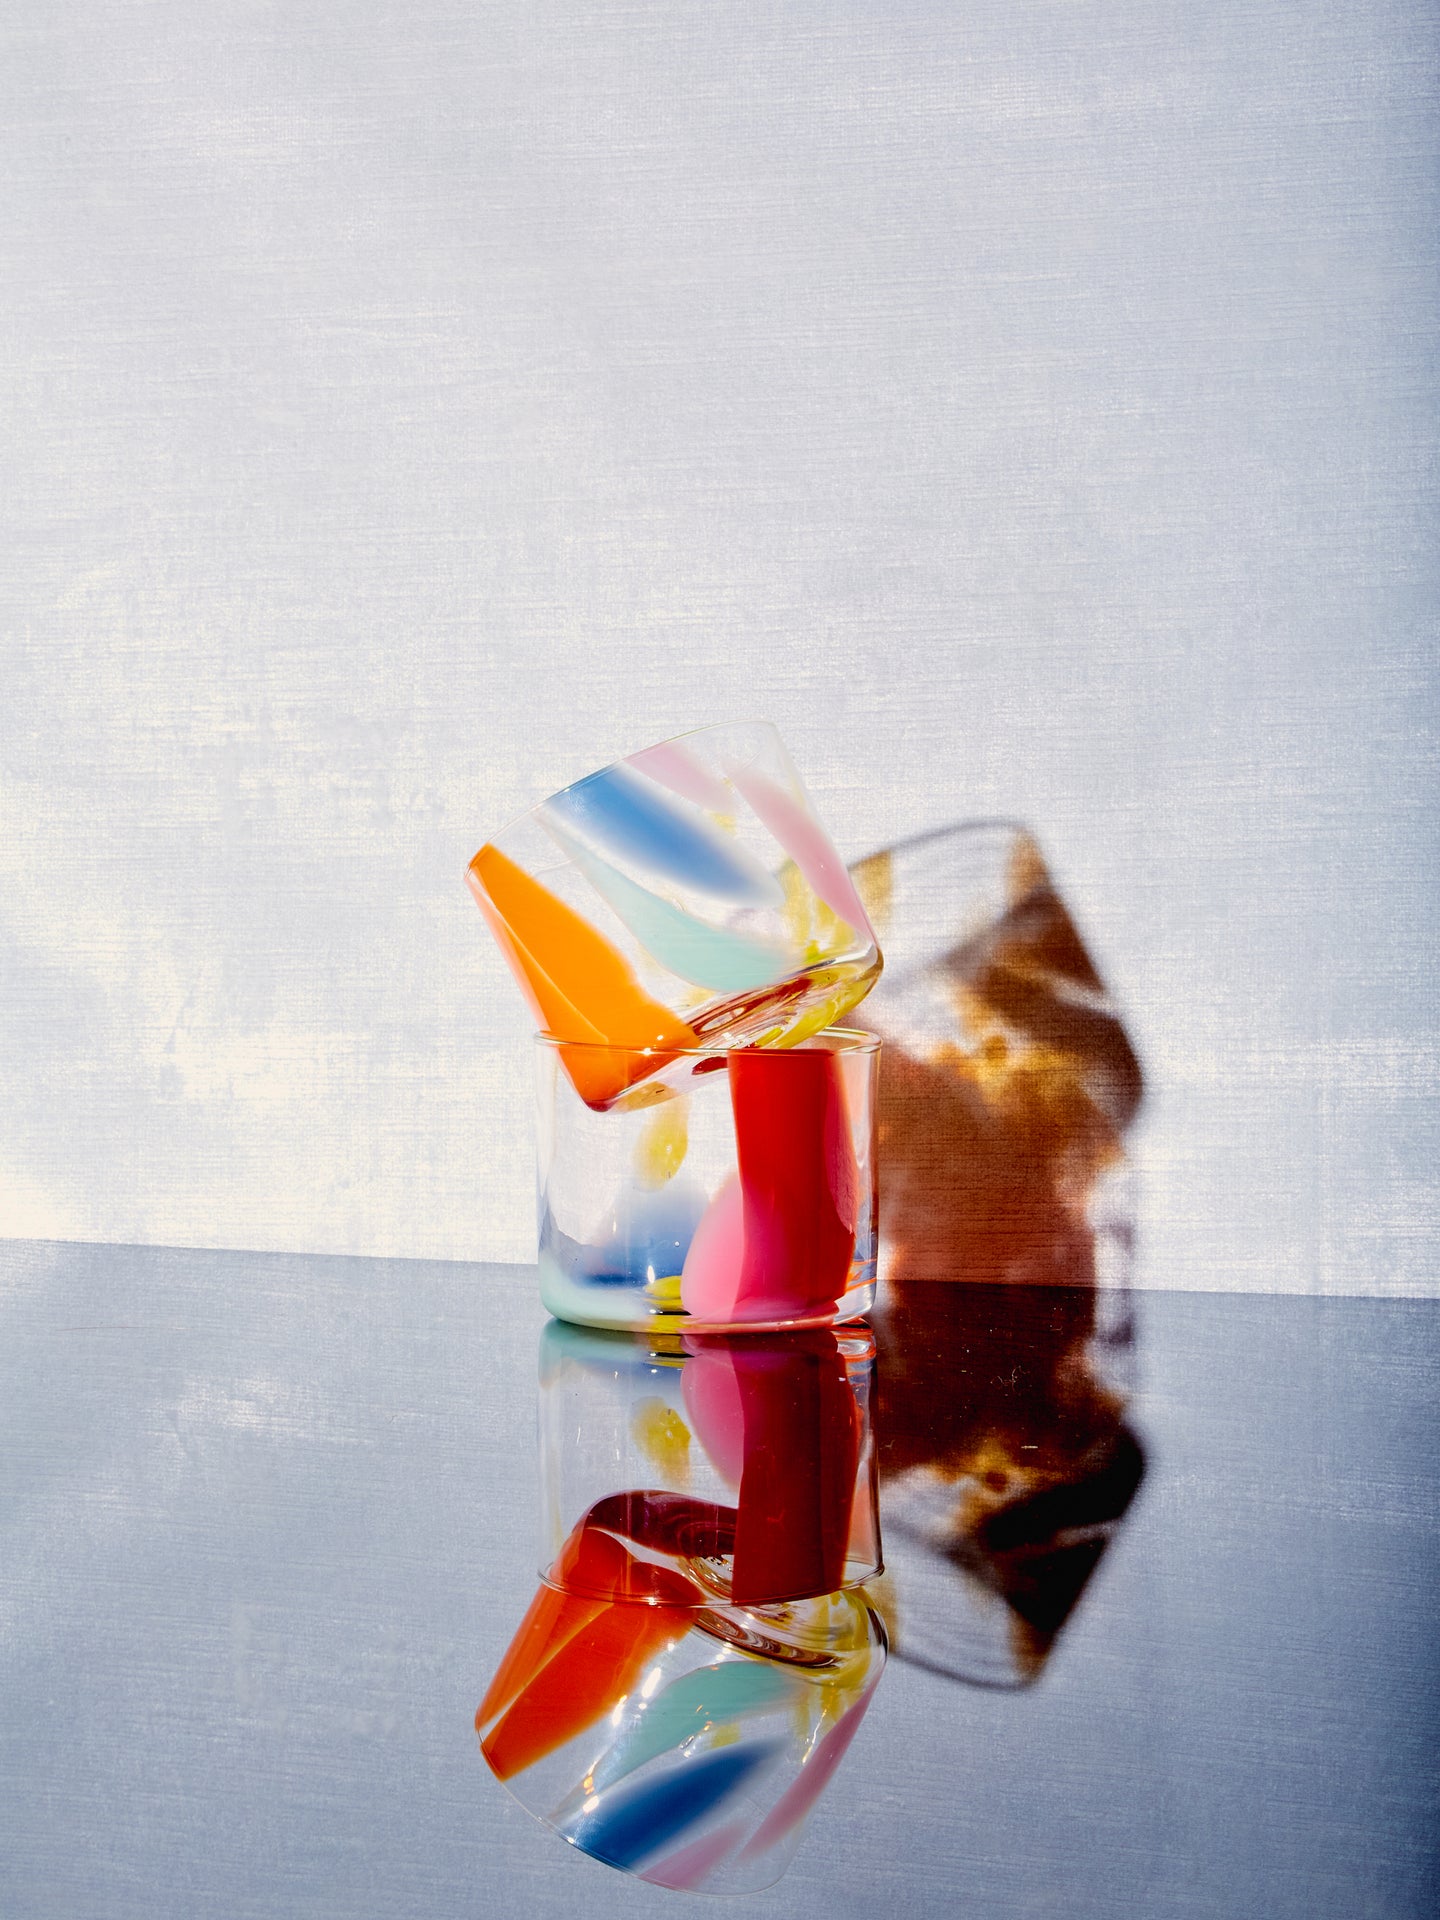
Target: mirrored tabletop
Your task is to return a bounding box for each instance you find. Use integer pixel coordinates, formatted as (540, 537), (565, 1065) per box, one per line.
(1, 1237), (1435, 1918)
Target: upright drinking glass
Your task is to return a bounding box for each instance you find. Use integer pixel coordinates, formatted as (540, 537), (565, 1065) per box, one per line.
(535, 1026), (878, 1332)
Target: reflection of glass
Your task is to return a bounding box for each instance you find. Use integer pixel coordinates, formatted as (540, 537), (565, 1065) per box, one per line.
(478, 1580), (885, 1893)
(537, 1322), (881, 1604)
(535, 1029), (878, 1331)
(873, 1282), (1143, 1686)
(468, 721), (882, 1113)
(477, 1326), (887, 1892)
(849, 823), (1146, 1685)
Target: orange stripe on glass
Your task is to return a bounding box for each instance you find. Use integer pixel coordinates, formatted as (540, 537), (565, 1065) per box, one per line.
(467, 843), (698, 1106)
(481, 1602), (692, 1782)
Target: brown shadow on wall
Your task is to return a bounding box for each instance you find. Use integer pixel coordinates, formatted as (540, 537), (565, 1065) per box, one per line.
(849, 822), (1147, 1686)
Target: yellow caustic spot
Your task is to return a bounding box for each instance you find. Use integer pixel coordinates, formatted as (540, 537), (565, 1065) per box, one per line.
(790, 1691), (817, 1744)
(707, 1722), (741, 1749)
(814, 1674), (853, 1730)
(759, 953), (883, 1053)
(790, 1663), (859, 1744)
(643, 1273), (685, 1311)
(849, 849), (893, 936)
(608, 1078), (677, 1116)
(976, 1031), (1011, 1091)
(633, 1098), (689, 1189)
(631, 1397), (691, 1484)
(778, 859), (851, 965)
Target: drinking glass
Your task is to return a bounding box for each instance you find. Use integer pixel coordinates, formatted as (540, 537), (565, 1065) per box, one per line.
(469, 721), (881, 1111)
(536, 1026), (878, 1331)
(537, 1320), (881, 1606)
(479, 1324), (886, 1899)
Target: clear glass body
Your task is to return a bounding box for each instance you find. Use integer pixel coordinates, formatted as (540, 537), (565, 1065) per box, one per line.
(537, 1320), (881, 1604)
(469, 721), (882, 1114)
(535, 1027), (879, 1332)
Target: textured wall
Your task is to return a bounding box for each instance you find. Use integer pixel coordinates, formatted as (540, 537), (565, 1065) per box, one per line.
(2, 2), (1436, 1290)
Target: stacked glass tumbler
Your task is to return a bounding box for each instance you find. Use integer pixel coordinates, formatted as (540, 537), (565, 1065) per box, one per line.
(468, 720), (885, 1334)
(468, 723), (890, 1891)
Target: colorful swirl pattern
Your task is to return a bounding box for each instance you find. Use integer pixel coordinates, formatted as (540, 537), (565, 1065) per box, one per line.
(478, 1516), (885, 1893)
(478, 1325), (885, 1892)
(469, 724), (881, 1112)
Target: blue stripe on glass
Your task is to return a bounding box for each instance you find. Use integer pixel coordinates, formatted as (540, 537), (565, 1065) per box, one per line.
(567, 1740), (782, 1873)
(545, 763), (781, 906)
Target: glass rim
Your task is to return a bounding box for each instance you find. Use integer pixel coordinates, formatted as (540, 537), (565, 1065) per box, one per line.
(540, 1319), (878, 1361)
(533, 1570), (886, 1607)
(851, 815), (1033, 860)
(476, 718), (789, 852)
(533, 1023), (880, 1061)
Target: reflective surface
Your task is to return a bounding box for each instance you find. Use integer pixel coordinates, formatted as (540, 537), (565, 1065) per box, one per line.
(874, 1282), (1144, 1690)
(481, 1575), (884, 1894)
(536, 1323), (881, 1599)
(2, 1236), (1436, 1917)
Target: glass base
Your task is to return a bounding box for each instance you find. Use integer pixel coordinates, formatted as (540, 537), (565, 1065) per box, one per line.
(538, 1253), (876, 1334)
